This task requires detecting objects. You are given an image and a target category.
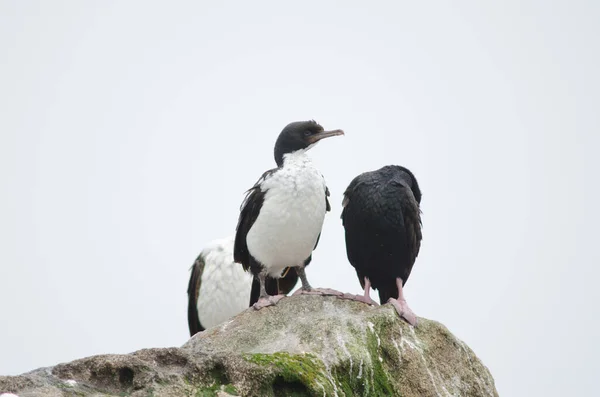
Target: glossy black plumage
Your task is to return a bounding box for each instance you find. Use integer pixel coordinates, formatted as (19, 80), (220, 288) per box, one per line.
(341, 165), (422, 305)
(186, 253), (205, 336)
(233, 169), (276, 275)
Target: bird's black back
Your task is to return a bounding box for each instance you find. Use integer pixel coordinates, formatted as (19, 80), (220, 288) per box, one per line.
(341, 165), (422, 303)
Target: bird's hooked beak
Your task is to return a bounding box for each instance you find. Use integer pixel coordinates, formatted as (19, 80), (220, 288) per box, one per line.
(307, 129), (345, 144)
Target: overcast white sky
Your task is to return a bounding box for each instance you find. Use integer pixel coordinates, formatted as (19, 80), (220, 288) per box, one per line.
(1, 1), (599, 395)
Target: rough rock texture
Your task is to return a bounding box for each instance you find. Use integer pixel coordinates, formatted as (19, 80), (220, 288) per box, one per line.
(0, 296), (497, 397)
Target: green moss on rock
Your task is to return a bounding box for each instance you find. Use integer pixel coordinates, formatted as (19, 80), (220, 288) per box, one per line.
(245, 352), (335, 396)
(223, 384), (238, 394)
(246, 338), (396, 397)
(364, 325), (396, 395)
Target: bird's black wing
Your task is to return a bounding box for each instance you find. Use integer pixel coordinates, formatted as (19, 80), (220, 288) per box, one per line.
(392, 180), (423, 277)
(340, 173), (372, 289)
(312, 183), (332, 252)
(233, 168), (277, 271)
(186, 254), (205, 336)
(340, 173), (368, 221)
(398, 183), (423, 267)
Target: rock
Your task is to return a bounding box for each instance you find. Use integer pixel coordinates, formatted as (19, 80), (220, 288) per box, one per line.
(0, 296), (498, 396)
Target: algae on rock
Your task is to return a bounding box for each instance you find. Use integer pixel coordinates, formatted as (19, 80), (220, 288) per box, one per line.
(0, 295), (498, 397)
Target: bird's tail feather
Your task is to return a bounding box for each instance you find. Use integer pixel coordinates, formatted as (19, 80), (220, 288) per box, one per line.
(377, 286), (399, 305)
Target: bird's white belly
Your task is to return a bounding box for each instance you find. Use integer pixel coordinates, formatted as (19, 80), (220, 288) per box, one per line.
(246, 167), (326, 277)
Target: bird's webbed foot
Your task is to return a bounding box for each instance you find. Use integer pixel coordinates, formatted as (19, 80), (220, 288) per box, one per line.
(388, 298), (418, 326)
(337, 277), (378, 306)
(338, 293), (379, 306)
(252, 294), (286, 310)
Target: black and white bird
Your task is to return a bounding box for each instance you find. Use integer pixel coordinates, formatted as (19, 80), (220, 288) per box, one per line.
(234, 120), (344, 309)
(187, 235), (300, 336)
(340, 165), (422, 326)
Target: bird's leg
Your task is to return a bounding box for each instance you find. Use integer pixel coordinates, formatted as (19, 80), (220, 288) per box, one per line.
(293, 266), (343, 297)
(358, 278), (379, 305)
(253, 271), (285, 310)
(297, 265), (313, 291)
(388, 278), (417, 326)
(363, 278), (374, 300)
(338, 277), (379, 306)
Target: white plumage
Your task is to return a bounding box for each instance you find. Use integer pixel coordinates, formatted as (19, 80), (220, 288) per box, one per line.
(195, 236), (253, 329)
(246, 150), (328, 277)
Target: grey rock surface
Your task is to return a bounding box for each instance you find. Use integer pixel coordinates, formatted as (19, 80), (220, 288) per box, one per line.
(0, 295), (498, 396)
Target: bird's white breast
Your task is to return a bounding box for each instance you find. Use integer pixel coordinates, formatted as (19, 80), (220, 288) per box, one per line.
(246, 152), (327, 276)
(196, 236), (253, 329)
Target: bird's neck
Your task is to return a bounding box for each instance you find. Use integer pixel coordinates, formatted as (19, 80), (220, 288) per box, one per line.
(280, 149), (312, 169)
(275, 142), (316, 167)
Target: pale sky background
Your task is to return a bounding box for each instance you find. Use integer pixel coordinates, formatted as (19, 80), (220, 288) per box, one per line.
(1, 1), (599, 396)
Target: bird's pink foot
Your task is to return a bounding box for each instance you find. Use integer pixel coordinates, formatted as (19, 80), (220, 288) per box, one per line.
(253, 294), (286, 310)
(388, 298), (418, 326)
(338, 293), (379, 306)
(293, 287), (343, 297)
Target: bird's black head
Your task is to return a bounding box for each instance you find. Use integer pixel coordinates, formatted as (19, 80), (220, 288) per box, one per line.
(382, 165), (422, 204)
(397, 166), (422, 203)
(274, 120), (344, 166)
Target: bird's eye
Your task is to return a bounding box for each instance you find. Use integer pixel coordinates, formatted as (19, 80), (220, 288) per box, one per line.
(304, 130), (312, 136)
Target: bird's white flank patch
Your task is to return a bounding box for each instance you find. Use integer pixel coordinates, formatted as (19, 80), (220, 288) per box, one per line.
(196, 236), (253, 329)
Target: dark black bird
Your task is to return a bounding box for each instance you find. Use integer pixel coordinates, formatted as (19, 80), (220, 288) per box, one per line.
(186, 235), (301, 336)
(341, 165), (422, 325)
(234, 120), (344, 310)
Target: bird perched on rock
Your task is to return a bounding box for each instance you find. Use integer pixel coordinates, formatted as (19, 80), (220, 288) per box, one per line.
(234, 120), (344, 310)
(340, 165), (422, 326)
(187, 236), (300, 336)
